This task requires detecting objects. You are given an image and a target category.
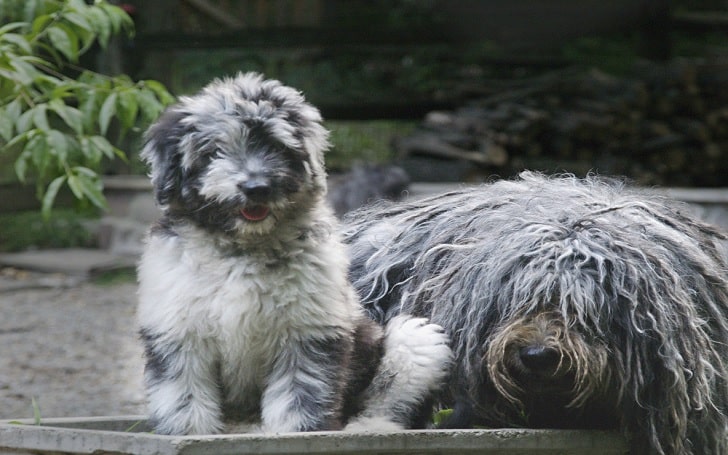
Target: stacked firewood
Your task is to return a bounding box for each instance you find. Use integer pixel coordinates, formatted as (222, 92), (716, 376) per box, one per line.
(396, 61), (728, 186)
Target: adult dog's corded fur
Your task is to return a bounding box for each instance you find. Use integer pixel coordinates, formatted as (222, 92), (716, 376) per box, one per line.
(137, 73), (450, 435)
(343, 172), (728, 454)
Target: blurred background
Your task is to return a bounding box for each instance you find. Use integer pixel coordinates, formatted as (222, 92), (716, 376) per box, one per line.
(3, 0), (728, 250)
(3, 0), (728, 215)
(121, 0), (726, 186)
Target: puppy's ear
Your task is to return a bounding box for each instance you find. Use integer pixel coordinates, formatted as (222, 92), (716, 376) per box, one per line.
(141, 109), (190, 207)
(297, 117), (330, 194)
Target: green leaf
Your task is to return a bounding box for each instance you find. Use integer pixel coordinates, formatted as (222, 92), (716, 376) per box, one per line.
(79, 136), (95, 162)
(50, 80), (84, 98)
(143, 80), (176, 105)
(14, 151), (29, 182)
(432, 408), (453, 426)
(33, 76), (64, 94)
(67, 0), (88, 11)
(136, 89), (165, 122)
(5, 98), (22, 121)
(26, 132), (48, 169)
(16, 109), (34, 134)
(49, 100), (84, 134)
(41, 175), (67, 220)
(18, 54), (48, 67)
(72, 166), (97, 178)
(46, 130), (68, 160)
(31, 14), (54, 35)
(0, 107), (13, 141)
(75, 26), (96, 54)
(69, 168), (107, 210)
(124, 420), (144, 432)
(25, 0), (48, 25)
(9, 58), (39, 86)
(0, 22), (27, 35)
(63, 11), (92, 32)
(4, 130), (32, 152)
(100, 3), (133, 37)
(86, 7), (111, 48)
(79, 135), (101, 162)
(116, 89), (138, 130)
(78, 69), (111, 87)
(98, 92), (117, 135)
(66, 172), (83, 199)
(88, 134), (119, 160)
(31, 397), (41, 425)
(46, 24), (79, 62)
(78, 89), (100, 131)
(32, 104), (49, 130)
(62, 11), (96, 54)
(1, 33), (32, 54)
(22, 133), (48, 182)
(100, 3), (122, 34)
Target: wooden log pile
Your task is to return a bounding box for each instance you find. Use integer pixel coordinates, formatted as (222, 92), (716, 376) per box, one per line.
(395, 61), (728, 186)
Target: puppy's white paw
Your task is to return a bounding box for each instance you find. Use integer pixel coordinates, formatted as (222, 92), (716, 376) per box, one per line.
(383, 315), (452, 392)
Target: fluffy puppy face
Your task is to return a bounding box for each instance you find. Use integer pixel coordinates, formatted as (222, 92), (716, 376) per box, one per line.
(141, 72), (330, 238)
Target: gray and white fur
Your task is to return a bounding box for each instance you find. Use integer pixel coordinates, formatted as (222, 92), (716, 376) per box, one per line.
(137, 72), (450, 435)
(343, 172), (728, 455)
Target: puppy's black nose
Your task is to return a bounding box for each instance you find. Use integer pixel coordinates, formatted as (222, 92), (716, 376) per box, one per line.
(519, 345), (560, 373)
(239, 180), (272, 200)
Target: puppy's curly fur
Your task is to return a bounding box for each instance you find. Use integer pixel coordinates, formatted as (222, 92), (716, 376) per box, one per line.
(137, 73), (450, 435)
(344, 172), (728, 454)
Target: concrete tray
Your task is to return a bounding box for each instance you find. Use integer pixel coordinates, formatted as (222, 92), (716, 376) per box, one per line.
(0, 416), (628, 455)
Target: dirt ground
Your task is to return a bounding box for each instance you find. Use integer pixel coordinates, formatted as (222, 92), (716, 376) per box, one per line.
(0, 275), (146, 420)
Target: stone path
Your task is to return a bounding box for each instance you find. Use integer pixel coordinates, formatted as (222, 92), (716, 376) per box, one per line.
(0, 277), (145, 420)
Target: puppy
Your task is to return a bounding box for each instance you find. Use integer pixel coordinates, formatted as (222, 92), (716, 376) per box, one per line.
(136, 72), (450, 435)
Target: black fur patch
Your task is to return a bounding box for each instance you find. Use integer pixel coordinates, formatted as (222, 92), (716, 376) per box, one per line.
(267, 333), (354, 431)
(149, 216), (177, 238)
(142, 109), (190, 206)
(139, 327), (181, 385)
(341, 318), (384, 420)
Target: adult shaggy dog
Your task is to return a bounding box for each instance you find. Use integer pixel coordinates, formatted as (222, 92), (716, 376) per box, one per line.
(137, 73), (450, 435)
(344, 172), (728, 454)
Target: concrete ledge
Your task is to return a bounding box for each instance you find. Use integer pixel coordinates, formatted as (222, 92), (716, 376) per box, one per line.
(0, 416), (628, 455)
(0, 248), (137, 277)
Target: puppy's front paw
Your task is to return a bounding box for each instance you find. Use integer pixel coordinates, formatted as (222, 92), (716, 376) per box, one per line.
(383, 315), (452, 390)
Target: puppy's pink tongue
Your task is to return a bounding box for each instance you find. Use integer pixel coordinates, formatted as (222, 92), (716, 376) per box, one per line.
(241, 205), (270, 221)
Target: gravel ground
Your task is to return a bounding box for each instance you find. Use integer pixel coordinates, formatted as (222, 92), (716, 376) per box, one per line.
(0, 275), (146, 420)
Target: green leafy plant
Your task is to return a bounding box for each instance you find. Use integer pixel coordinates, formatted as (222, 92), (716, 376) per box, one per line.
(432, 408), (453, 426)
(31, 396), (42, 425)
(0, 0), (174, 218)
(0, 209), (95, 252)
(5, 396), (42, 425)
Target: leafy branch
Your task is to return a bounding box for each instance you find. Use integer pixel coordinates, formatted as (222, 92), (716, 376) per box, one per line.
(0, 0), (174, 218)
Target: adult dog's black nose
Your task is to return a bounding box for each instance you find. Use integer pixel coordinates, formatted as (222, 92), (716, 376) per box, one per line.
(239, 179), (272, 200)
(519, 345), (560, 373)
